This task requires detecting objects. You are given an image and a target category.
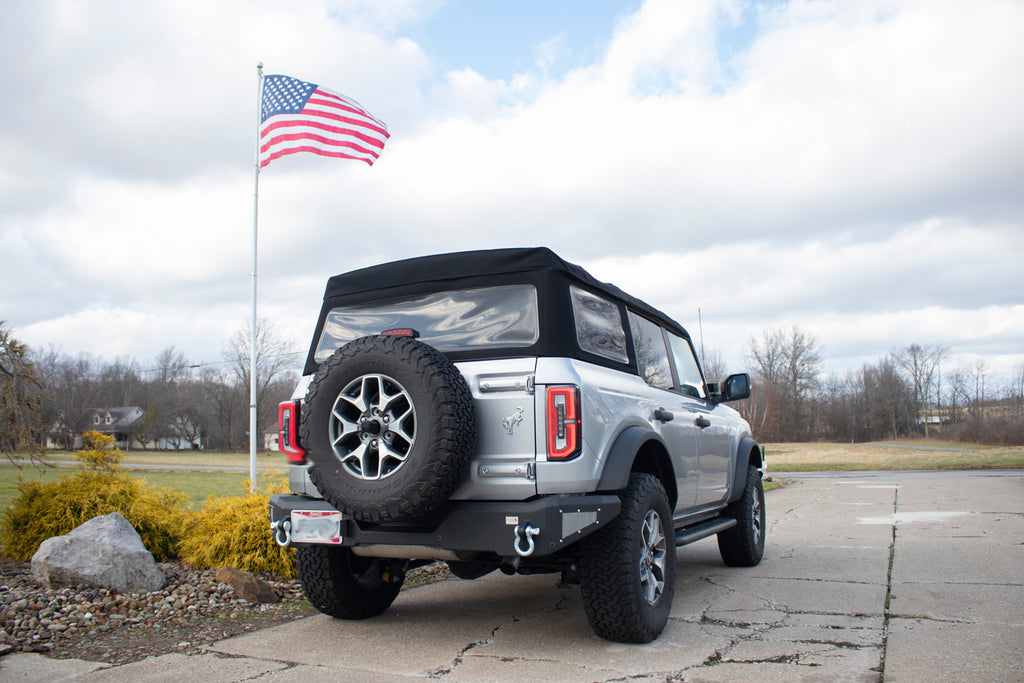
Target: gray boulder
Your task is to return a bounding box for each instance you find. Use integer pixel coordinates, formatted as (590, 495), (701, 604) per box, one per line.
(31, 512), (166, 593)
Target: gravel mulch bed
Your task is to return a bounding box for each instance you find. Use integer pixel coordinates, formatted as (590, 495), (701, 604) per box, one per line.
(0, 556), (451, 665)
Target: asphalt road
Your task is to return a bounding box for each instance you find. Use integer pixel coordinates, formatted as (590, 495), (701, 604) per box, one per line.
(5, 471), (1022, 682)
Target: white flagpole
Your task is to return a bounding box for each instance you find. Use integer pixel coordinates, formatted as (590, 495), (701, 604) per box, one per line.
(249, 62), (264, 492)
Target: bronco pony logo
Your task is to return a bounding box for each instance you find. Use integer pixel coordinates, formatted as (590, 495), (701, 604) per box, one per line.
(502, 407), (524, 436)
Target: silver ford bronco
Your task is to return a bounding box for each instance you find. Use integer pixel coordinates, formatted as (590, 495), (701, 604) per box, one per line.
(270, 247), (764, 643)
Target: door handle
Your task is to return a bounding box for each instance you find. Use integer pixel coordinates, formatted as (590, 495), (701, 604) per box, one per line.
(694, 415), (711, 429)
(654, 408), (674, 423)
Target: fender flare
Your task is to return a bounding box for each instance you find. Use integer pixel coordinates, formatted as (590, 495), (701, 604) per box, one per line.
(596, 425), (669, 492)
(727, 437), (762, 504)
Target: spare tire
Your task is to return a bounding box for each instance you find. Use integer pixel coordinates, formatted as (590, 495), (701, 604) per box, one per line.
(300, 335), (476, 522)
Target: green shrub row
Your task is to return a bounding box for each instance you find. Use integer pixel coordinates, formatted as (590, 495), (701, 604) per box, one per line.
(0, 431), (295, 577)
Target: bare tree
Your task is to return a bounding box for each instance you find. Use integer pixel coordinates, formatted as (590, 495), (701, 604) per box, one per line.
(748, 328), (787, 385)
(139, 346), (194, 449)
(864, 356), (916, 440)
(945, 365), (972, 424)
(896, 343), (948, 436)
(223, 319), (300, 449)
(701, 348), (729, 385)
(198, 365), (245, 450)
(973, 359), (989, 416)
(1, 322), (46, 460)
(97, 356), (141, 407)
(154, 346), (190, 386)
(746, 326), (823, 441)
(819, 371), (857, 442)
(1013, 361), (1024, 419)
(33, 349), (100, 450)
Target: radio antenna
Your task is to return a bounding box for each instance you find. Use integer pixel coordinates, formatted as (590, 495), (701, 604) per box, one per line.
(698, 307), (706, 369)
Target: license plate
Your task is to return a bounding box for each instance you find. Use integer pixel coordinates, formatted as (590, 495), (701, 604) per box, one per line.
(290, 510), (343, 544)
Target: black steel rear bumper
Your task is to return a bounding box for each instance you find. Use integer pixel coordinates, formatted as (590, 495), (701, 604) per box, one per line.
(269, 493), (621, 559)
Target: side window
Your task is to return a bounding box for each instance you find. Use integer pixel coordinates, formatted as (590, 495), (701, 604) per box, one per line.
(570, 286), (628, 363)
(668, 334), (707, 399)
(627, 312), (673, 390)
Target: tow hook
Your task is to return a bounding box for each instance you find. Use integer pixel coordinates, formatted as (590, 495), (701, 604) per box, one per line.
(271, 519), (291, 547)
(513, 523), (541, 557)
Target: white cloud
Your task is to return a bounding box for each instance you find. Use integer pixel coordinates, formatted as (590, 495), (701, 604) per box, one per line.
(578, 218), (1024, 379)
(2, 0), (1022, 387)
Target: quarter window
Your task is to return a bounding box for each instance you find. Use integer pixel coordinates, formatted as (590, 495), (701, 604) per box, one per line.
(627, 312), (673, 390)
(570, 286), (628, 363)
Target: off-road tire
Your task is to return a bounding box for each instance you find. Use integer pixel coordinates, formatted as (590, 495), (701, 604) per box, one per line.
(578, 473), (676, 643)
(296, 544), (402, 619)
(717, 464), (765, 567)
(301, 335), (476, 522)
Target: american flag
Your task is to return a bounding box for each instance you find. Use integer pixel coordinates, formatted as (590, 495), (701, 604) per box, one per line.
(260, 75), (389, 167)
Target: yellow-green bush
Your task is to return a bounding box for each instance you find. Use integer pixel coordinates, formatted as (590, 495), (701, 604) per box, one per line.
(76, 430), (125, 472)
(1, 431), (187, 561)
(177, 473), (295, 578)
(2, 433), (294, 577)
(1, 473), (188, 561)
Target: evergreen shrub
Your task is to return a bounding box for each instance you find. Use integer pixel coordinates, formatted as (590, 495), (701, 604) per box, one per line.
(177, 473), (295, 578)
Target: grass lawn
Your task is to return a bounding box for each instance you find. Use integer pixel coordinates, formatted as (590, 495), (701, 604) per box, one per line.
(22, 450), (287, 470)
(766, 441), (1024, 472)
(3, 441), (1021, 513)
(0, 451), (292, 512)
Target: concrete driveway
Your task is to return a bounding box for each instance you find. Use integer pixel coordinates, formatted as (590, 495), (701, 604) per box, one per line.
(5, 471), (1022, 682)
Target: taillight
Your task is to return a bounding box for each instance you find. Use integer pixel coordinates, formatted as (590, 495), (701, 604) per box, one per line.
(278, 401), (306, 464)
(546, 386), (581, 460)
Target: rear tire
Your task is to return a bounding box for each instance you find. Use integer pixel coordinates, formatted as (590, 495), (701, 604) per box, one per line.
(717, 464), (766, 567)
(578, 473), (676, 643)
(296, 544), (403, 619)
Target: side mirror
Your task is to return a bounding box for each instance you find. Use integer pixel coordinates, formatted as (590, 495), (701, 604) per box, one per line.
(714, 373), (750, 403)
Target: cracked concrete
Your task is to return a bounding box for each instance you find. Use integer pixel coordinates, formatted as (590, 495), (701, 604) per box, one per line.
(4, 471), (1021, 682)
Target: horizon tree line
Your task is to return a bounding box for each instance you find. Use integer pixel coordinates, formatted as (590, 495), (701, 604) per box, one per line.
(1, 319), (299, 457)
(734, 326), (1023, 445)
(3, 320), (1023, 458)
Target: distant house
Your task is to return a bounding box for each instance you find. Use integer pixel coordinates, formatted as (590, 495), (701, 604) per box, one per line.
(87, 406), (145, 448)
(265, 431), (281, 451)
(47, 407), (202, 451)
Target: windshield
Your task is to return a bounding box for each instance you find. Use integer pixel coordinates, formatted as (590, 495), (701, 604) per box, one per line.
(314, 285), (540, 362)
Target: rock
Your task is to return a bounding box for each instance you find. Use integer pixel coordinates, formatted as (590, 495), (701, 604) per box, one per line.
(30, 513), (165, 594)
(214, 566), (280, 604)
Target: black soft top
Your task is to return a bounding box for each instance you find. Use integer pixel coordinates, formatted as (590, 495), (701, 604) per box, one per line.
(305, 247), (690, 374)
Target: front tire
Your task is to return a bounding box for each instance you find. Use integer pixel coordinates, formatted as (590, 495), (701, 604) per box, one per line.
(578, 473), (676, 643)
(717, 464), (766, 567)
(296, 544), (403, 619)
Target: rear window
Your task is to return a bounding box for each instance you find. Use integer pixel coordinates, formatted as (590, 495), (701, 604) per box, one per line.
(314, 285), (539, 362)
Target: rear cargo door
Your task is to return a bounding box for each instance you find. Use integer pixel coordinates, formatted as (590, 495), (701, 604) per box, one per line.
(449, 358), (539, 500)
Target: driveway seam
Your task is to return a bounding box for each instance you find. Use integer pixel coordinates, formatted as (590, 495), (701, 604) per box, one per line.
(880, 484), (898, 680)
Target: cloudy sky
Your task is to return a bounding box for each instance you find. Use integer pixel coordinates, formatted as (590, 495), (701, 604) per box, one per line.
(2, 0), (1022, 387)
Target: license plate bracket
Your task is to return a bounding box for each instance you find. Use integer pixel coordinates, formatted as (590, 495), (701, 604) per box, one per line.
(290, 510), (343, 544)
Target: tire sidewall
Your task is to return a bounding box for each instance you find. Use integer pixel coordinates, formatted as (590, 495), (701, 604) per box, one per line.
(579, 472), (676, 643)
(718, 465), (766, 566)
(749, 468), (766, 557)
(629, 476), (676, 627)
